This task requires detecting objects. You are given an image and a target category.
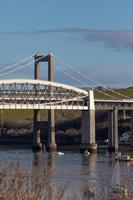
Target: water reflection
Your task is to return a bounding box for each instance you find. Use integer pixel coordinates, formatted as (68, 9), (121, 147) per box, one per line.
(81, 153), (97, 199)
(0, 148), (132, 199)
(33, 152), (44, 166)
(32, 152), (57, 182)
(32, 152), (47, 188)
(32, 152), (60, 200)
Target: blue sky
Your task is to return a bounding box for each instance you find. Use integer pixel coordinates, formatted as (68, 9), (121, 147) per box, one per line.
(0, 0), (133, 87)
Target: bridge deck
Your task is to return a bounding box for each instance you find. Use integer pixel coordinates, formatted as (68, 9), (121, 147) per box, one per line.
(0, 79), (133, 110)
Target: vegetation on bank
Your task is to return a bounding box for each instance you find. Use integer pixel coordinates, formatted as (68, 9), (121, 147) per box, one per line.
(94, 87), (133, 99)
(0, 158), (67, 200)
(0, 111), (131, 142)
(0, 157), (132, 200)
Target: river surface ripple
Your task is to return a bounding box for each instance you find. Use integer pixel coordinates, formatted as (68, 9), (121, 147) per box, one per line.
(0, 147), (133, 199)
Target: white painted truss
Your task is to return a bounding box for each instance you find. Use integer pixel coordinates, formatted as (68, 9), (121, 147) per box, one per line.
(0, 79), (89, 110)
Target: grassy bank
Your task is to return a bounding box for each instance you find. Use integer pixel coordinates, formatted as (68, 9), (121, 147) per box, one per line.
(94, 87), (133, 99)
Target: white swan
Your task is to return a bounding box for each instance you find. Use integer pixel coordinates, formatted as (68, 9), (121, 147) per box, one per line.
(58, 152), (64, 155)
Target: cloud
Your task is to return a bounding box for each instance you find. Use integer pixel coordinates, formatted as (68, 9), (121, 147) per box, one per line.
(2, 28), (87, 35)
(2, 28), (133, 50)
(84, 29), (133, 50)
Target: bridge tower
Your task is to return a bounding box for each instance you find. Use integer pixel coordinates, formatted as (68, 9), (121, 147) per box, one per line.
(80, 90), (97, 152)
(47, 54), (57, 151)
(32, 54), (42, 151)
(32, 53), (57, 152)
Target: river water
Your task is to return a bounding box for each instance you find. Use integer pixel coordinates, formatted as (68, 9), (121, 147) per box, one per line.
(0, 146), (133, 199)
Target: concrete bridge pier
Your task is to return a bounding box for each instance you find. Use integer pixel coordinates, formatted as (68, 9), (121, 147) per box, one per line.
(108, 108), (118, 152)
(32, 109), (42, 151)
(46, 54), (57, 151)
(32, 55), (42, 152)
(130, 111), (133, 147)
(46, 110), (57, 151)
(80, 90), (97, 153)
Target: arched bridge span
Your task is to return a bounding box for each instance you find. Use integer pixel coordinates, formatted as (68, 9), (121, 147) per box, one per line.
(0, 79), (88, 110)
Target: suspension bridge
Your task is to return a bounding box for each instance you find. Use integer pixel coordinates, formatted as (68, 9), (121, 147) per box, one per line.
(0, 52), (133, 152)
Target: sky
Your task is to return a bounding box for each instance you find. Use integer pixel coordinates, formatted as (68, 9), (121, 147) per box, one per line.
(0, 0), (133, 88)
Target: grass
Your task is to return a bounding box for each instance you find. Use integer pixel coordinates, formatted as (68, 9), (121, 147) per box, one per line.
(0, 109), (81, 125)
(0, 110), (48, 122)
(94, 87), (133, 99)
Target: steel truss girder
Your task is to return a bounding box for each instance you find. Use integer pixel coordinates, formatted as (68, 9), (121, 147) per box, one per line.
(0, 79), (88, 110)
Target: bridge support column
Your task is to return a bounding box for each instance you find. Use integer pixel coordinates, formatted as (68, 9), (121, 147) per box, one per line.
(46, 110), (57, 151)
(32, 110), (42, 151)
(46, 54), (57, 151)
(130, 111), (133, 147)
(32, 54), (42, 152)
(80, 90), (97, 153)
(108, 108), (118, 152)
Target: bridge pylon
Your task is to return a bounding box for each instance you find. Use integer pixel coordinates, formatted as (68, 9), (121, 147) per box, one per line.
(47, 53), (57, 151)
(80, 90), (97, 153)
(32, 53), (57, 152)
(32, 54), (42, 151)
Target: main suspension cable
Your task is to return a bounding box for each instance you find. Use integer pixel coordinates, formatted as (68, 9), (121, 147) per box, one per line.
(53, 54), (130, 99)
(55, 64), (118, 99)
(0, 53), (47, 78)
(0, 54), (34, 73)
